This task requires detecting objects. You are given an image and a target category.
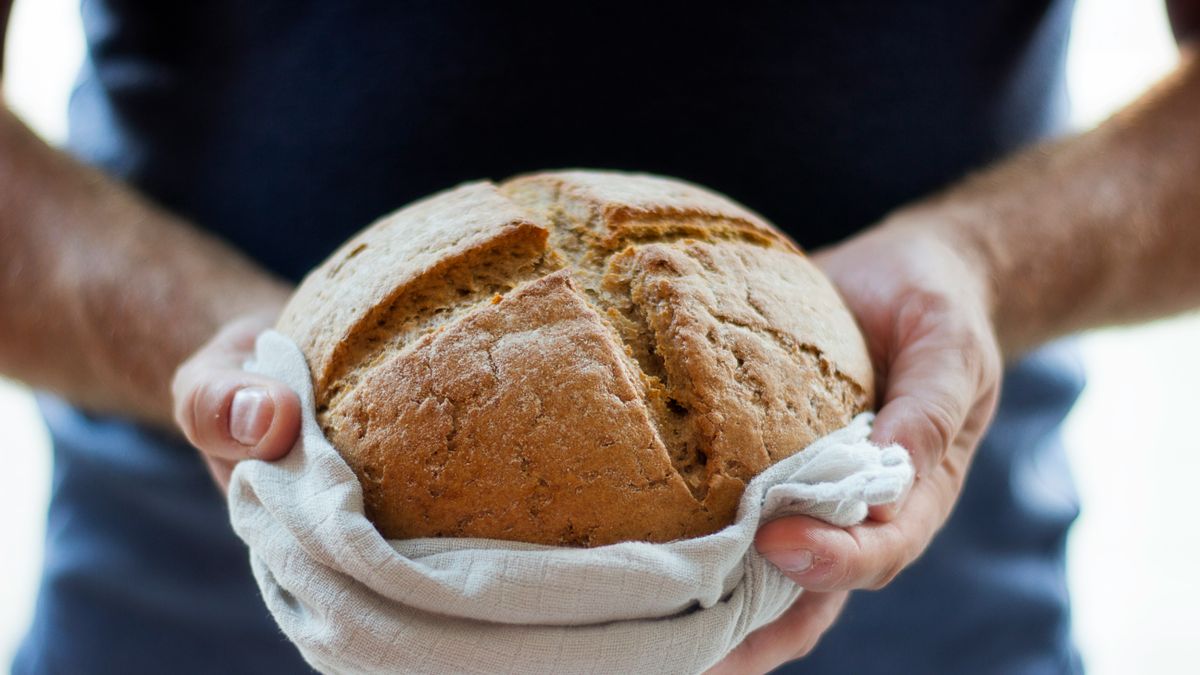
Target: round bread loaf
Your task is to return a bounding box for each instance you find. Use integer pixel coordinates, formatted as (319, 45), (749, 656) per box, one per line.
(277, 170), (875, 547)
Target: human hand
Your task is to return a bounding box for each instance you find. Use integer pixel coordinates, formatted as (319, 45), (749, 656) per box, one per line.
(711, 219), (1003, 673)
(703, 591), (849, 674)
(172, 312), (301, 492)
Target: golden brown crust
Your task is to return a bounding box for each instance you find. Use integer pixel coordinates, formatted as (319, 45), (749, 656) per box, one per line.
(276, 182), (549, 407)
(278, 170), (875, 546)
(324, 272), (710, 545)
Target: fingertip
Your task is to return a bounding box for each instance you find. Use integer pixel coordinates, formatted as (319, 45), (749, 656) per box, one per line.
(755, 514), (824, 552)
(230, 387), (274, 446)
(178, 376), (241, 452)
(176, 371), (299, 465)
(755, 517), (854, 591)
(252, 383), (301, 461)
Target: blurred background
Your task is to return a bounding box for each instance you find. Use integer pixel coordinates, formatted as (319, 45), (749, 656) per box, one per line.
(1, 0), (1197, 672)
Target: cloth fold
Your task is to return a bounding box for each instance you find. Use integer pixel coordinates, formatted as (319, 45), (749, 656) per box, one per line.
(229, 330), (913, 674)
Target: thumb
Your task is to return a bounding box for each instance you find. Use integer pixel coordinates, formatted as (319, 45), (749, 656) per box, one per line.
(171, 325), (301, 468)
(174, 368), (301, 463)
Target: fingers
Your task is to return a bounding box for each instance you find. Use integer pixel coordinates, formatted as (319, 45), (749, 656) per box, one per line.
(173, 366), (300, 462)
(780, 229), (1003, 597)
(864, 297), (999, 531)
(755, 342), (999, 592)
(171, 319), (301, 491)
(705, 591), (849, 675)
(860, 333), (985, 523)
(874, 290), (993, 476)
(757, 384), (997, 592)
(756, 447), (964, 591)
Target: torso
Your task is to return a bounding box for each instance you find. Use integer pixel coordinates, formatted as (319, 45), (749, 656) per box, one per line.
(17, 2), (1084, 673)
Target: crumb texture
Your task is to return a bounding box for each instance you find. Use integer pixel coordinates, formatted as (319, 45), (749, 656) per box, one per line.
(278, 170), (874, 546)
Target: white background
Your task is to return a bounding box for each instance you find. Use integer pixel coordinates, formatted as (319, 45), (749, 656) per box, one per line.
(1, 0), (1198, 672)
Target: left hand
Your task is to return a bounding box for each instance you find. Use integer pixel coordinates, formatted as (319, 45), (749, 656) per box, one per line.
(708, 217), (1003, 673)
(172, 311), (302, 492)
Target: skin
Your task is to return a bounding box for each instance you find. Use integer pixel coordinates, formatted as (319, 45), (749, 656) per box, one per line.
(715, 21), (1200, 675)
(0, 1), (294, 430)
(0, 1), (1197, 672)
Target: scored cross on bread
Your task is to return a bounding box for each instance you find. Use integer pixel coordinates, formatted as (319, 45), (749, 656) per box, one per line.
(277, 170), (874, 547)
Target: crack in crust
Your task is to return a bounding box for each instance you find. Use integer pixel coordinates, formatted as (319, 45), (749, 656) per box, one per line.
(316, 230), (558, 417)
(282, 171), (874, 547)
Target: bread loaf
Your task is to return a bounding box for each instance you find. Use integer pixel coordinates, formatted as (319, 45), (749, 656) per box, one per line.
(277, 170), (874, 547)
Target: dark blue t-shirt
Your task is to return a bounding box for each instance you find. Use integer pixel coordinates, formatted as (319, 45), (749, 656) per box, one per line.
(16, 1), (1084, 673)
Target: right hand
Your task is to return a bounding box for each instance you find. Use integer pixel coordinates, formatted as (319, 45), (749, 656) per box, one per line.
(171, 312), (302, 492)
(704, 591), (849, 674)
(754, 221), (1002, 591)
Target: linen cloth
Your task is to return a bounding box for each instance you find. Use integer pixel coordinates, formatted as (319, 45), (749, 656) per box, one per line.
(228, 330), (914, 674)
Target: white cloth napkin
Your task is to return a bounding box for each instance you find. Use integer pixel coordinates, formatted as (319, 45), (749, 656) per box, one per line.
(228, 330), (914, 674)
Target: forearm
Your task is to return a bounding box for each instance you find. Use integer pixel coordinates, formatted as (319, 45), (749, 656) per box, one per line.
(887, 49), (1200, 356)
(0, 108), (290, 426)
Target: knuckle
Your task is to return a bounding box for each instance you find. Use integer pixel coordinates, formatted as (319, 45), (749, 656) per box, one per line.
(868, 556), (908, 590)
(820, 548), (856, 590)
(838, 530), (872, 589)
(877, 525), (934, 591)
(894, 288), (952, 342)
(958, 339), (983, 376)
(791, 633), (822, 660)
(907, 396), (957, 462)
(967, 329), (1003, 390)
(187, 379), (234, 450)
